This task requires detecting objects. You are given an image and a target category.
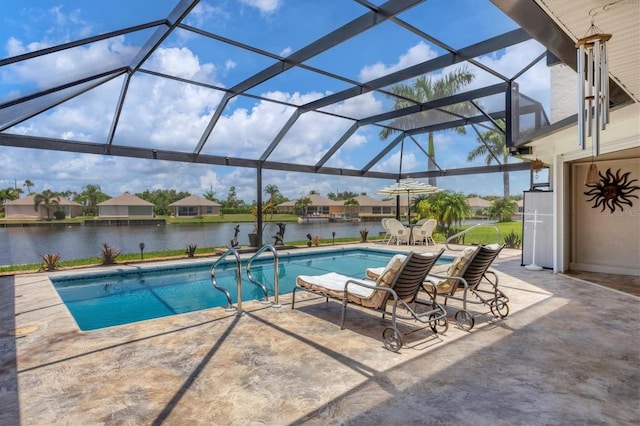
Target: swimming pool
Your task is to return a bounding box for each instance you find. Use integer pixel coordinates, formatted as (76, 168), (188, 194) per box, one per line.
(51, 248), (450, 331)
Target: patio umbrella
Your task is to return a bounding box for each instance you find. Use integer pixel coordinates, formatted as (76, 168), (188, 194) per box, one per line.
(376, 178), (441, 222)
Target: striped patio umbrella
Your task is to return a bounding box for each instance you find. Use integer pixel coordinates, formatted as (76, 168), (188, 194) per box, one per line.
(376, 178), (441, 222)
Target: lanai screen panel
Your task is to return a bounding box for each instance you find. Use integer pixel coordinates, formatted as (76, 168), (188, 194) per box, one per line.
(7, 76), (126, 144)
(198, 96), (298, 159)
(267, 112), (355, 165)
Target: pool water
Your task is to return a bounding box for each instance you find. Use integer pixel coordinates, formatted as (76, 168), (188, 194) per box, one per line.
(51, 248), (450, 331)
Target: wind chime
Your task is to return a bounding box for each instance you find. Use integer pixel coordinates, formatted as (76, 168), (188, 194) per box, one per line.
(576, 22), (611, 185)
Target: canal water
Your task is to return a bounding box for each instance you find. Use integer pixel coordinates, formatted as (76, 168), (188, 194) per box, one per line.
(0, 222), (384, 266)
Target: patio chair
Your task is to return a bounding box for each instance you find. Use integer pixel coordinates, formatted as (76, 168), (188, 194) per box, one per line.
(425, 244), (509, 331)
(385, 218), (411, 245)
(380, 218), (391, 243)
(292, 249), (447, 352)
(412, 219), (437, 246)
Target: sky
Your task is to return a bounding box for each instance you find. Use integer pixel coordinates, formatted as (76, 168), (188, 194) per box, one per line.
(0, 0), (552, 203)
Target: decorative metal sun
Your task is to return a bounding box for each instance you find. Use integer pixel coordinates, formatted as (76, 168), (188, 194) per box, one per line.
(584, 168), (640, 213)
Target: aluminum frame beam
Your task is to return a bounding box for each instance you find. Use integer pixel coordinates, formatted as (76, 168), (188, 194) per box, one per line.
(193, 0), (423, 155)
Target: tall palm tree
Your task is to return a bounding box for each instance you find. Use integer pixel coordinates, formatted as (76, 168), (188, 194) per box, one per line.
(23, 179), (34, 194)
(33, 189), (60, 220)
(380, 67), (475, 186)
(467, 119), (510, 198)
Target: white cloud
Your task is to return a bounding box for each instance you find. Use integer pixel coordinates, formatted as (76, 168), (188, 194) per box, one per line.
(188, 2), (229, 27)
(359, 41), (438, 82)
(240, 0), (282, 14)
(279, 47), (292, 57)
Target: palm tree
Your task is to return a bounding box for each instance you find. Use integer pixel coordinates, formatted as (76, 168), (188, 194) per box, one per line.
(488, 197), (518, 222)
(33, 190), (60, 220)
(430, 191), (472, 236)
(77, 184), (109, 216)
(380, 67), (475, 186)
(467, 119), (510, 198)
(343, 198), (360, 218)
(264, 184), (287, 205)
(23, 179), (34, 194)
(294, 197), (312, 221)
(0, 187), (21, 214)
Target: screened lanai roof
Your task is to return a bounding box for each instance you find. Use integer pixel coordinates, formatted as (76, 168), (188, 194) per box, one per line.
(2, 0), (636, 190)
(0, 0), (565, 185)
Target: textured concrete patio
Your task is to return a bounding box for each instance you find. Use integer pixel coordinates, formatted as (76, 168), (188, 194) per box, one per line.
(1, 245), (638, 425)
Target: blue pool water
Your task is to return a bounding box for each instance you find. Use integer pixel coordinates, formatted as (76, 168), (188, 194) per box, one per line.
(52, 248), (449, 331)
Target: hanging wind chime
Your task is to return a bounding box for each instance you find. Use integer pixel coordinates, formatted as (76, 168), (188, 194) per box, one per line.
(576, 22), (611, 185)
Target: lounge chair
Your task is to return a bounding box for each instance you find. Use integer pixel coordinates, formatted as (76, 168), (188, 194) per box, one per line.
(426, 244), (509, 330)
(292, 249), (447, 352)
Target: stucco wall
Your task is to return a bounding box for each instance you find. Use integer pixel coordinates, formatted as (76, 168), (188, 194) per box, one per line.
(549, 63), (577, 123)
(572, 158), (640, 275)
(5, 205), (44, 220)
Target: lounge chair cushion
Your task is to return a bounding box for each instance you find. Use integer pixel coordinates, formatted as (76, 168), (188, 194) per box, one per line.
(357, 254), (406, 308)
(364, 253), (407, 281)
(433, 246), (477, 294)
(296, 273), (375, 299)
(296, 254), (407, 309)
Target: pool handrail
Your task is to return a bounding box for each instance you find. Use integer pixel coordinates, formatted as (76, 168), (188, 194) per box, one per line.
(210, 247), (243, 314)
(445, 224), (501, 251)
(246, 244), (281, 308)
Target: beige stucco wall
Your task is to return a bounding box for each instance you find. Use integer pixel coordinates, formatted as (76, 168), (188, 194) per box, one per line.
(5, 205), (44, 220)
(571, 158), (640, 275)
(98, 205), (129, 218)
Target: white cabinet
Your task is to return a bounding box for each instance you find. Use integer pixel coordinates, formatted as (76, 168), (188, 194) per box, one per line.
(522, 191), (553, 269)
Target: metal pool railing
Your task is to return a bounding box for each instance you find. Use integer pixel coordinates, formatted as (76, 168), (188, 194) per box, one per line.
(445, 224), (501, 251)
(246, 244), (281, 308)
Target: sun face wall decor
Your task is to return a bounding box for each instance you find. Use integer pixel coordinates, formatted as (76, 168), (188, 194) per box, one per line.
(583, 168), (640, 213)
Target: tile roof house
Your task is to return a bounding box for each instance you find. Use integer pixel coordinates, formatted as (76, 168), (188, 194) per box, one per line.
(277, 194), (343, 220)
(169, 195), (221, 217)
(466, 197), (492, 215)
(97, 193), (154, 218)
(3, 194), (83, 220)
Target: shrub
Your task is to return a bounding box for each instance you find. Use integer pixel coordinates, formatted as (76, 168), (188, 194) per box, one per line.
(100, 243), (121, 265)
(40, 253), (61, 271)
(53, 210), (66, 220)
(185, 244), (198, 258)
(504, 230), (522, 249)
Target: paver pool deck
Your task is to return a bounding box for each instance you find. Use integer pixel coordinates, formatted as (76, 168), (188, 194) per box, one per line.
(1, 244), (638, 425)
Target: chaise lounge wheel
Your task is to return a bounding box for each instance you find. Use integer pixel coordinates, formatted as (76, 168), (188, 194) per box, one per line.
(429, 313), (448, 334)
(490, 300), (510, 319)
(382, 327), (403, 352)
(454, 310), (475, 331)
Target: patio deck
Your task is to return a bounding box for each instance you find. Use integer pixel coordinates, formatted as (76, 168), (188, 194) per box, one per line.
(1, 244), (638, 425)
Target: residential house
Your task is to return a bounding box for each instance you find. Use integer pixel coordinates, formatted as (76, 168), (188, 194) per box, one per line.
(3, 194), (83, 220)
(97, 193), (154, 218)
(169, 195), (221, 217)
(352, 195), (406, 220)
(466, 197), (492, 217)
(277, 194), (343, 219)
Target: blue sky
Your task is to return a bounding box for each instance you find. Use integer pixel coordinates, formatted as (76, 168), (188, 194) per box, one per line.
(0, 0), (551, 202)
